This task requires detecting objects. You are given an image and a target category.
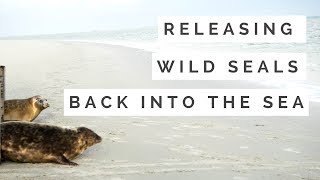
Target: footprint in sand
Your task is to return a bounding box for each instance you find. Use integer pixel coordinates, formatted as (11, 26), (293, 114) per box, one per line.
(237, 134), (254, 139)
(283, 148), (301, 154)
(239, 146), (249, 149)
(169, 145), (204, 156)
(233, 176), (248, 180)
(208, 135), (225, 139)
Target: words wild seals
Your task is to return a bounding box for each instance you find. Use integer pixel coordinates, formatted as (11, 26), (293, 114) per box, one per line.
(1, 121), (102, 166)
(4, 95), (50, 122)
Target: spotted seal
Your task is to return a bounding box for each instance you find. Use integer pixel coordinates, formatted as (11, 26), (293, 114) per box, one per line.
(1, 121), (102, 165)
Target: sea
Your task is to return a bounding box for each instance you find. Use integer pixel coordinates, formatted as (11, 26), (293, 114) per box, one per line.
(2, 17), (320, 102)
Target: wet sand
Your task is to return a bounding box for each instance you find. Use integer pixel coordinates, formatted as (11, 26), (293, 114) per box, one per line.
(0, 40), (319, 179)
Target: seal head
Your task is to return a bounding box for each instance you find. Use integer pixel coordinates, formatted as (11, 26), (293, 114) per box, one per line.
(77, 127), (102, 146)
(34, 95), (50, 110)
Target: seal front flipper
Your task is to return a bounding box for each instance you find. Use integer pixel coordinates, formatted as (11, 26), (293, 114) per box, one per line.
(53, 154), (78, 166)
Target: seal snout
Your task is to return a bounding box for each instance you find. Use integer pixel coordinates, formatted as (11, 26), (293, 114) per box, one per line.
(96, 135), (102, 143)
(42, 99), (50, 109)
(44, 102), (50, 108)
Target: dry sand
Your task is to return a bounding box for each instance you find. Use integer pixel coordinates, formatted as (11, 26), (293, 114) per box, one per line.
(0, 40), (319, 179)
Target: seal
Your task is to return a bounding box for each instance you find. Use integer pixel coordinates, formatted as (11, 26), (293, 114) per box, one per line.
(4, 95), (50, 122)
(1, 121), (102, 166)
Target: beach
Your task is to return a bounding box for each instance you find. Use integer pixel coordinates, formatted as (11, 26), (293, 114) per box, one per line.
(0, 40), (319, 179)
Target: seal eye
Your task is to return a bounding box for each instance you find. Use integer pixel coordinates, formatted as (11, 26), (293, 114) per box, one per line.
(39, 100), (43, 103)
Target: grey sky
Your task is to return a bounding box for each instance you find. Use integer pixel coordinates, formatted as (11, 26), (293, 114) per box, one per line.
(0, 0), (319, 37)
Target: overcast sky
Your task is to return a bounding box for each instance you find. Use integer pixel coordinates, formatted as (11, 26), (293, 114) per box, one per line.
(0, 0), (319, 37)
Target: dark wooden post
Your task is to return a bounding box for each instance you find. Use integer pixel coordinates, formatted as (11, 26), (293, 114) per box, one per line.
(0, 66), (5, 163)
